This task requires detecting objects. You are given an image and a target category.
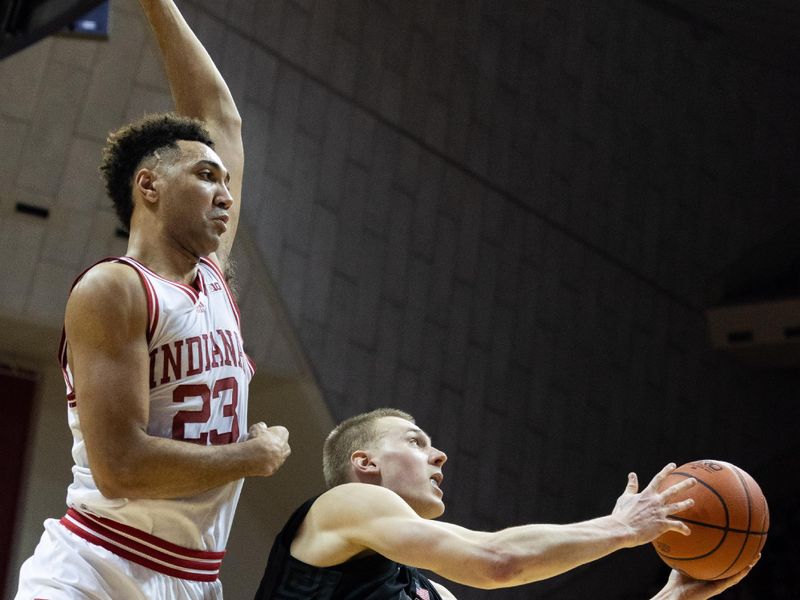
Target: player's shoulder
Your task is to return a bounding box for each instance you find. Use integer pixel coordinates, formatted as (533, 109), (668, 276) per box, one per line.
(318, 482), (406, 502)
(310, 484), (414, 526)
(75, 260), (139, 289)
(67, 261), (147, 323)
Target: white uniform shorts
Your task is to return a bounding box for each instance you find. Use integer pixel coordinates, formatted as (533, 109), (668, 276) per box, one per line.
(15, 519), (223, 600)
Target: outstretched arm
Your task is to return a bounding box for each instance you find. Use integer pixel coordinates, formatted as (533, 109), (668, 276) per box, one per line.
(294, 465), (696, 590)
(139, 0), (244, 269)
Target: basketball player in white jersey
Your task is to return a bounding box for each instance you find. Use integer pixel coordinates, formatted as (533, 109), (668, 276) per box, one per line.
(15, 1), (290, 598)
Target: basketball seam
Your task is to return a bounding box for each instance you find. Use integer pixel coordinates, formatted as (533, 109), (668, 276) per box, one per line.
(670, 516), (768, 536)
(710, 465), (754, 580)
(656, 470), (730, 563)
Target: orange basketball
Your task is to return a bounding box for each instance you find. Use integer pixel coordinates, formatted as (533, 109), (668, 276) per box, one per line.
(652, 460), (769, 580)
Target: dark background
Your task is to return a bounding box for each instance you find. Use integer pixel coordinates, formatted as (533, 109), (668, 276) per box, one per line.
(248, 1), (800, 597)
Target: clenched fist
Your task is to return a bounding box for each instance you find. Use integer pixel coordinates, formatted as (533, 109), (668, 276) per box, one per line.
(247, 422), (291, 477)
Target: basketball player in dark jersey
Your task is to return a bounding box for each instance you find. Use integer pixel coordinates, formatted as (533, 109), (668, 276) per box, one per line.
(255, 408), (757, 599)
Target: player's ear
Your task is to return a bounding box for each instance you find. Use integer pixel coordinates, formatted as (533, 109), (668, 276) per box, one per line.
(351, 450), (379, 477)
(134, 168), (159, 205)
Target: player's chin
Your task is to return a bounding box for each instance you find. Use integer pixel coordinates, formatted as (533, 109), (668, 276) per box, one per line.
(198, 234), (221, 256)
(424, 496), (446, 519)
(410, 493), (445, 519)
(429, 503), (446, 519)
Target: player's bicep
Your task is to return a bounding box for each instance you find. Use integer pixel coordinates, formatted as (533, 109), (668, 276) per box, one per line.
(330, 486), (496, 585)
(352, 514), (468, 572)
(367, 518), (507, 588)
(65, 267), (151, 470)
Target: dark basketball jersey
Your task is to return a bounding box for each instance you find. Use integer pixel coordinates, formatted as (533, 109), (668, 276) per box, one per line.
(254, 497), (444, 600)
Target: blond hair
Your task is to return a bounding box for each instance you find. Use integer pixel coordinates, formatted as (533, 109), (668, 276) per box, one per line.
(322, 408), (414, 488)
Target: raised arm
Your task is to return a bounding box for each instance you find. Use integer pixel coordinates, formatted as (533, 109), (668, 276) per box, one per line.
(67, 264), (288, 498)
(139, 0), (244, 269)
(297, 466), (696, 590)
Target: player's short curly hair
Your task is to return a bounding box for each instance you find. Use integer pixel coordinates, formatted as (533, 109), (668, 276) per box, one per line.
(322, 408), (415, 489)
(100, 113), (214, 231)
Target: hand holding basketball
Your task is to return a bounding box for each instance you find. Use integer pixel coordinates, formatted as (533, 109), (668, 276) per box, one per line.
(652, 460), (769, 581)
(611, 463), (699, 547)
(653, 555), (760, 600)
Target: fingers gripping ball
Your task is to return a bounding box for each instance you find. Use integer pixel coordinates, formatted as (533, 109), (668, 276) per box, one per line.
(652, 460), (769, 580)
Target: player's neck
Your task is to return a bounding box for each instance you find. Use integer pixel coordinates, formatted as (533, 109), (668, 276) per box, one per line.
(125, 234), (201, 285)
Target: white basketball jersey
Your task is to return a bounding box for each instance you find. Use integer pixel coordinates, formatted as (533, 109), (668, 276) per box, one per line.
(58, 256), (253, 556)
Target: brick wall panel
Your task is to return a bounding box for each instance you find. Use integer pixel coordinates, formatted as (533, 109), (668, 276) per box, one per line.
(400, 29), (432, 135)
(285, 133), (320, 252)
(333, 160), (368, 280)
(399, 258), (431, 369)
(428, 215), (458, 325)
(373, 302), (401, 404)
(442, 282), (473, 390)
(350, 231), (386, 349)
(317, 97), (352, 210)
(382, 190), (413, 304)
(363, 126), (399, 237)
(470, 241), (498, 349)
(279, 1), (310, 66)
(410, 153), (444, 260)
(346, 109), (375, 167)
(303, 204), (338, 322)
(320, 274), (358, 395)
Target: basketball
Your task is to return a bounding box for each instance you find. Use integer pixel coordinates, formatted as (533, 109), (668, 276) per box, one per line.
(652, 459), (769, 580)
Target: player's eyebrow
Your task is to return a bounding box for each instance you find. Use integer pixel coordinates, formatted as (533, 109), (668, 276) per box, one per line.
(406, 427), (432, 446)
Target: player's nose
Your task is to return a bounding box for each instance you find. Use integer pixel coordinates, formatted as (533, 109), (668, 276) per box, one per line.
(215, 185), (233, 209)
(430, 447), (447, 466)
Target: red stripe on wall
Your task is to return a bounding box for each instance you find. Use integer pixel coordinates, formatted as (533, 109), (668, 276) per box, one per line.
(0, 369), (37, 593)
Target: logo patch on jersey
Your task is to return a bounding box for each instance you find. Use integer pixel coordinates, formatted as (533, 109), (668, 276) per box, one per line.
(196, 300), (207, 313)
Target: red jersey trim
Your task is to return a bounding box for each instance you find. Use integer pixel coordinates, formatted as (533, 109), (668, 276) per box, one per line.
(200, 258), (256, 377)
(59, 257), (161, 407)
(60, 508), (225, 582)
(200, 257), (241, 329)
(122, 256), (201, 303)
(58, 330), (72, 400)
(114, 257), (160, 342)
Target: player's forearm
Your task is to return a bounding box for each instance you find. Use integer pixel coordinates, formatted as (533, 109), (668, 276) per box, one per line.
(92, 434), (265, 499)
(139, 0), (241, 126)
(650, 581), (697, 600)
(650, 587), (675, 600)
(473, 516), (632, 588)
